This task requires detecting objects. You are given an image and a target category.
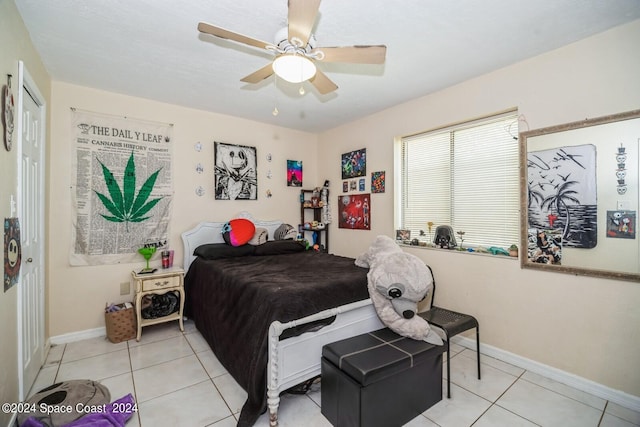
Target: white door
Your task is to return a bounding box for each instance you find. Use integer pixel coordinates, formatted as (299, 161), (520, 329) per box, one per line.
(18, 63), (46, 399)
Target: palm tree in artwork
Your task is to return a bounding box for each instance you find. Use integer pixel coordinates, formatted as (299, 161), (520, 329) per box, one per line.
(541, 180), (580, 239)
(527, 181), (544, 209)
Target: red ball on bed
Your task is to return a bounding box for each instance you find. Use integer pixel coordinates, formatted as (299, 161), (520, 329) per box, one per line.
(222, 218), (256, 246)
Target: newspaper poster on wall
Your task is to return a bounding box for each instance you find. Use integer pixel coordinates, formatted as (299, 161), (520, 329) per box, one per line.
(70, 109), (173, 266)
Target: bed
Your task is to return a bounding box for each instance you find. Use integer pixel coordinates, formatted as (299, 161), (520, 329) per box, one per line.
(181, 212), (383, 427)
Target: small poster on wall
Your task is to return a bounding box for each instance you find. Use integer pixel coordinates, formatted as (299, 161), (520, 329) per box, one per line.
(338, 194), (371, 230)
(341, 148), (366, 179)
(606, 210), (636, 239)
(371, 171), (385, 193)
(287, 160), (302, 186)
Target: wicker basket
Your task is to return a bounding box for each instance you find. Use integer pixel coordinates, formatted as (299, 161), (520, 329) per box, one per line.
(105, 304), (136, 343)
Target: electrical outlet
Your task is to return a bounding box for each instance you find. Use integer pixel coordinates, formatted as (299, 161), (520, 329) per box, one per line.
(120, 281), (130, 295)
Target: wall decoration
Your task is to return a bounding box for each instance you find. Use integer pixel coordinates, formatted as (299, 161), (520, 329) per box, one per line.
(341, 148), (366, 179)
(194, 141), (202, 152)
(214, 141), (257, 200)
(396, 229), (410, 241)
(350, 180), (357, 191)
(4, 218), (21, 292)
(527, 228), (562, 265)
(70, 109), (173, 266)
(606, 210), (636, 239)
(2, 75), (15, 151)
(287, 160), (302, 186)
(527, 144), (597, 248)
(371, 171), (385, 193)
(358, 178), (365, 191)
(342, 181), (348, 192)
(196, 163), (204, 174)
(195, 186), (205, 197)
(616, 144), (627, 195)
(338, 194), (371, 230)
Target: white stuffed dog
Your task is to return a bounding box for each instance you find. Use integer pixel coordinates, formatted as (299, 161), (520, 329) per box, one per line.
(356, 235), (444, 345)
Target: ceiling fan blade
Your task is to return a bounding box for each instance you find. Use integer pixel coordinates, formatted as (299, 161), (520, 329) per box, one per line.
(240, 63), (275, 84)
(288, 0), (321, 46)
(313, 45), (387, 64)
(198, 22), (272, 50)
(310, 69), (338, 95)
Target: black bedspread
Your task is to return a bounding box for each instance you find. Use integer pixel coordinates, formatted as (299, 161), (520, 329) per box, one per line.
(184, 251), (369, 427)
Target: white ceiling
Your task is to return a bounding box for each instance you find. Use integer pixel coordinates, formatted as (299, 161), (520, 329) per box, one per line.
(14, 0), (640, 133)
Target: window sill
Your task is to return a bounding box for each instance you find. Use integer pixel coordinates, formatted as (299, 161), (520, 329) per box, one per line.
(399, 243), (519, 260)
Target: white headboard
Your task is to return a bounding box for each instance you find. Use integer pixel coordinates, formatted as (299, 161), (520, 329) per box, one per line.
(181, 211), (284, 271)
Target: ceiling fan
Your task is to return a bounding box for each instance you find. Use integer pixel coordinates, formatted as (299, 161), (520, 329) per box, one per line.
(197, 0), (386, 95)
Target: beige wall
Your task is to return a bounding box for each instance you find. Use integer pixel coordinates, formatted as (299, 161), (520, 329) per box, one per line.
(318, 20), (640, 397)
(0, 0), (51, 423)
(48, 82), (318, 336)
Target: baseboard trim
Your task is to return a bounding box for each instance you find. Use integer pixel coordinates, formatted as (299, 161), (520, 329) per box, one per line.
(50, 327), (106, 345)
(453, 336), (640, 412)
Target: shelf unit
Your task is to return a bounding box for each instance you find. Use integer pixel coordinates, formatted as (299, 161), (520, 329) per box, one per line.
(299, 188), (329, 252)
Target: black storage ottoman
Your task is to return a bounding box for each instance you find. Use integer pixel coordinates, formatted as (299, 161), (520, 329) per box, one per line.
(321, 328), (445, 427)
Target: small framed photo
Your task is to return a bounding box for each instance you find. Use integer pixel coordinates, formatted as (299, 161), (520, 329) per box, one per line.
(342, 181), (349, 192)
(358, 178), (365, 191)
(396, 230), (410, 241)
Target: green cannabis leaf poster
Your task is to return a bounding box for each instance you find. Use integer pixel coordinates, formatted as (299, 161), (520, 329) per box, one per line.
(70, 109), (173, 266)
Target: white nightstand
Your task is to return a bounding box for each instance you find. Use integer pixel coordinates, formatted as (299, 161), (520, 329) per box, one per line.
(131, 267), (185, 341)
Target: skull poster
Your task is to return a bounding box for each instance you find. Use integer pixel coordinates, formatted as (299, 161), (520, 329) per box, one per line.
(4, 217), (21, 292)
(214, 142), (257, 200)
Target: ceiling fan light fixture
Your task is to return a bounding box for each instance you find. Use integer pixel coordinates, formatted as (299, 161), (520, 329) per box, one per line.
(272, 54), (316, 83)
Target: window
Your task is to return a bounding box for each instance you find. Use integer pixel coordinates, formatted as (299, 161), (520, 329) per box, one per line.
(397, 111), (520, 249)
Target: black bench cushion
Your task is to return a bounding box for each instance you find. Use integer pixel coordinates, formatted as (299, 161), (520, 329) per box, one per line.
(322, 328), (445, 386)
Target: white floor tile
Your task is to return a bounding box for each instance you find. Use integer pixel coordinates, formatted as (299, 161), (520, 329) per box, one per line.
(196, 349), (228, 379)
(185, 331), (210, 353)
(423, 381), (492, 427)
(212, 373), (247, 415)
(127, 322), (184, 348)
(404, 414), (440, 426)
(473, 405), (538, 426)
(28, 365), (58, 397)
(497, 378), (603, 427)
(448, 351), (518, 402)
(521, 370), (607, 410)
(62, 335), (126, 363)
(458, 348), (525, 377)
(606, 402), (640, 426)
(128, 335), (194, 370)
(138, 380), (231, 427)
(600, 412), (640, 427)
(57, 349), (131, 382)
(99, 372), (136, 402)
(253, 394), (330, 427)
(133, 355), (209, 403)
(44, 343), (65, 367)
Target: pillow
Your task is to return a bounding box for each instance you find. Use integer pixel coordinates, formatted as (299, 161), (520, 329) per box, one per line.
(248, 227), (269, 245)
(254, 240), (305, 256)
(274, 223), (297, 240)
(222, 218), (256, 246)
(194, 243), (255, 260)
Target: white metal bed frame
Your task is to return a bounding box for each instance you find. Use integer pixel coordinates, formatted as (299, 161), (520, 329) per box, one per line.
(181, 213), (382, 426)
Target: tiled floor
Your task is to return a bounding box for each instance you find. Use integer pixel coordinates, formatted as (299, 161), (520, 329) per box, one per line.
(31, 320), (639, 427)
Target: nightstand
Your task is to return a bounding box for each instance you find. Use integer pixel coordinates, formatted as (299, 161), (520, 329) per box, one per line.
(131, 267), (185, 341)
